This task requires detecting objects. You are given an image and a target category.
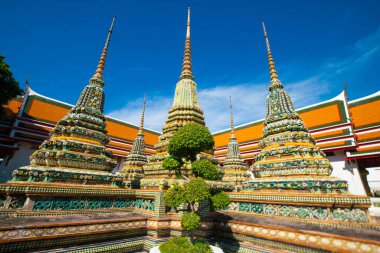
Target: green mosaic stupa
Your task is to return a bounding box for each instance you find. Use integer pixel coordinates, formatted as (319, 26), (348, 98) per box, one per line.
(119, 95), (148, 188)
(11, 17), (122, 186)
(246, 22), (348, 193)
(221, 97), (250, 190)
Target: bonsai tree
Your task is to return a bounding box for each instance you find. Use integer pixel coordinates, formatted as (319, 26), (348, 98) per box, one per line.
(163, 178), (230, 244)
(163, 123), (215, 177)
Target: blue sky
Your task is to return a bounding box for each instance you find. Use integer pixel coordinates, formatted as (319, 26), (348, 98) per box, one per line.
(2, 0), (380, 132)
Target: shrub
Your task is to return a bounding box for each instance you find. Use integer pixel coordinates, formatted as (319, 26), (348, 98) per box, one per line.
(163, 185), (186, 211)
(181, 212), (201, 231)
(159, 237), (212, 253)
(163, 156), (182, 171)
(169, 123), (214, 161)
(191, 159), (220, 180)
(210, 191), (231, 210)
(194, 240), (213, 253)
(159, 236), (193, 253)
(184, 178), (211, 204)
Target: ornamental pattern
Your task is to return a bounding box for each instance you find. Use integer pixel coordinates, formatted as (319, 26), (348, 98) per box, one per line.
(247, 23), (348, 194)
(10, 18), (118, 187)
(31, 197), (154, 211)
(226, 201), (368, 222)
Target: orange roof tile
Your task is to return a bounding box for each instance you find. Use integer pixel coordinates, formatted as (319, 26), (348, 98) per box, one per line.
(356, 131), (380, 142)
(298, 103), (342, 129)
(350, 99), (380, 129)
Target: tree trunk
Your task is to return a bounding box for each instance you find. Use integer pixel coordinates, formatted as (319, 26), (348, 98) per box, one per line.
(190, 230), (195, 244)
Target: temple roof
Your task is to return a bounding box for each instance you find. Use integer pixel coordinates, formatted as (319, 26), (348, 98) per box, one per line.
(347, 91), (380, 159)
(2, 88), (379, 161)
(213, 90), (369, 160)
(8, 87), (159, 158)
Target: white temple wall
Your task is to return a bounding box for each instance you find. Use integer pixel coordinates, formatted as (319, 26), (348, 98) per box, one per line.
(0, 142), (35, 183)
(329, 151), (367, 195)
(366, 167), (380, 194)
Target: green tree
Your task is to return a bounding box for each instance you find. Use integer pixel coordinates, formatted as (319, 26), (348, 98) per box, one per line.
(0, 55), (23, 109)
(164, 178), (230, 244)
(191, 159), (219, 180)
(168, 123), (214, 162)
(163, 156), (182, 171)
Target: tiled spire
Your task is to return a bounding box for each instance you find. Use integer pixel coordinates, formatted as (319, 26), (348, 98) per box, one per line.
(222, 96), (249, 189)
(248, 22), (345, 193)
(153, 7), (205, 153)
(139, 94), (146, 132)
(121, 95), (148, 187)
(91, 16), (116, 85)
(229, 96), (235, 137)
(179, 7), (194, 80)
(27, 17), (118, 175)
(130, 94), (147, 155)
(262, 22), (283, 91)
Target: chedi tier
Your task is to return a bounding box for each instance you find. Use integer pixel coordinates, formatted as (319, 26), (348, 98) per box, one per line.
(119, 94), (148, 188)
(141, 8), (209, 188)
(221, 97), (250, 189)
(247, 22), (346, 192)
(11, 17), (122, 186)
(229, 22), (372, 224)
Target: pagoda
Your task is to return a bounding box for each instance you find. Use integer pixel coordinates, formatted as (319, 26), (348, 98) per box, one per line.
(246, 22), (352, 193)
(141, 8), (207, 188)
(235, 23), (372, 224)
(119, 95), (148, 188)
(221, 97), (250, 190)
(11, 17), (123, 186)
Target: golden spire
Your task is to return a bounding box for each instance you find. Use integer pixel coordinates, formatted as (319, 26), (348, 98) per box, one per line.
(262, 22), (282, 89)
(229, 96), (235, 136)
(139, 93), (147, 133)
(92, 16), (116, 81)
(179, 7), (194, 80)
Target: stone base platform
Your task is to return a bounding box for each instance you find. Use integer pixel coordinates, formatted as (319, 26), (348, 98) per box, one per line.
(0, 211), (379, 252)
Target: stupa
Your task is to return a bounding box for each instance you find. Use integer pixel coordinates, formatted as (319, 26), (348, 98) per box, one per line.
(119, 94), (148, 188)
(11, 17), (123, 186)
(141, 8), (208, 188)
(238, 23), (371, 224)
(247, 23), (348, 192)
(221, 97), (250, 190)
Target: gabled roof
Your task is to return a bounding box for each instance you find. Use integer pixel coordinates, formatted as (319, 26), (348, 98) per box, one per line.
(9, 87), (160, 158)
(347, 91), (380, 159)
(213, 90), (356, 160)
(2, 88), (379, 161)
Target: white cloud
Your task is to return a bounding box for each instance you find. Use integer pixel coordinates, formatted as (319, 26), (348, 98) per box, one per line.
(107, 27), (380, 134)
(199, 76), (330, 132)
(108, 76), (330, 133)
(325, 27), (380, 74)
(108, 95), (171, 132)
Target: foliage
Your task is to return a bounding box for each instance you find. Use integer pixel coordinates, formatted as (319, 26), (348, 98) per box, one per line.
(210, 191), (231, 209)
(163, 185), (186, 211)
(181, 212), (201, 231)
(184, 178), (211, 204)
(191, 159), (220, 180)
(0, 55), (23, 109)
(159, 236), (193, 253)
(194, 240), (213, 253)
(159, 237), (212, 253)
(163, 156), (182, 171)
(168, 123), (214, 161)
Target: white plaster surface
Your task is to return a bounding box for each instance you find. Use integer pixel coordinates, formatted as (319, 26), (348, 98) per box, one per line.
(366, 167), (380, 194)
(0, 142), (34, 182)
(329, 151), (366, 195)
